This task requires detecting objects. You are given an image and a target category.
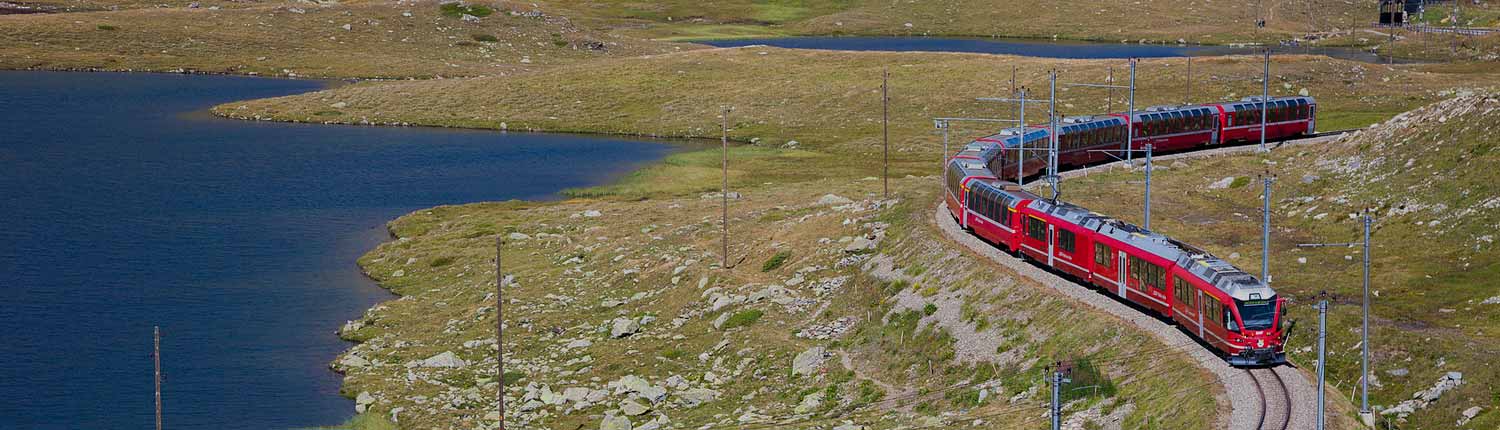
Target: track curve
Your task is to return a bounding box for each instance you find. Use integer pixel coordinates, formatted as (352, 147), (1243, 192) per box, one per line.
(930, 129), (1349, 429)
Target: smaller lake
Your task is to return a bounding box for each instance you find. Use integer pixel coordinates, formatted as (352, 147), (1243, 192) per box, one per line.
(696, 36), (1407, 63)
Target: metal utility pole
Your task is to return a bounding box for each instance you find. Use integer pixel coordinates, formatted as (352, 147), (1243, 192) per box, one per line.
(154, 326), (162, 430)
(1298, 213), (1377, 425)
(1050, 362), (1071, 430)
(1144, 144), (1153, 230)
(882, 67), (890, 199)
(932, 117), (1019, 187)
(976, 90), (1050, 184)
(720, 106), (731, 269)
(1128, 59), (1137, 161)
(1316, 300), (1328, 430)
(1048, 70), (1060, 201)
(1260, 49), (1271, 153)
(1261, 173), (1275, 283)
(495, 242), (509, 426)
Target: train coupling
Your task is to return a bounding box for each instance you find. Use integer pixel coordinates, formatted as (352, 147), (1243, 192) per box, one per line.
(1228, 347), (1286, 367)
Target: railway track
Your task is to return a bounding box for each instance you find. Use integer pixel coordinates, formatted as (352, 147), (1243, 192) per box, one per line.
(1249, 368), (1294, 430)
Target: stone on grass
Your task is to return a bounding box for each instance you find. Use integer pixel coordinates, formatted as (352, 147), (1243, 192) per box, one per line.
(355, 391), (375, 413)
(611, 318), (640, 338)
(620, 399), (651, 416)
(1209, 177), (1236, 189)
(677, 388), (720, 407)
(600, 414), (632, 430)
(507, 232), (531, 241)
(817, 194), (854, 206)
(338, 354), (370, 369)
(421, 351), (466, 368)
(795, 392), (822, 414)
(792, 346), (827, 376)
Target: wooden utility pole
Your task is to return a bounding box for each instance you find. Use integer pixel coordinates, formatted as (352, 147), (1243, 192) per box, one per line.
(154, 326), (162, 430)
(1107, 67), (1114, 113)
(1186, 56), (1193, 103)
(882, 67), (890, 199)
(720, 106), (731, 269)
(495, 237), (505, 430)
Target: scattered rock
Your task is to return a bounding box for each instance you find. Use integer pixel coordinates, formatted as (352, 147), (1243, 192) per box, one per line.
(610, 318), (640, 338)
(565, 339), (593, 349)
(1383, 372), (1463, 418)
(582, 210), (602, 218)
(1459, 406), (1482, 425)
(507, 232), (531, 241)
(1482, 296), (1500, 305)
(340, 23), (352, 31)
(677, 388), (720, 407)
(338, 353), (370, 370)
(1387, 368), (1409, 377)
(420, 351), (466, 368)
(330, 101), (347, 109)
(460, 13), (480, 23)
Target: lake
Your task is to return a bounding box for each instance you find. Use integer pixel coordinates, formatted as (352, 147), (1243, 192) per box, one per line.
(0, 71), (681, 429)
(696, 36), (1407, 63)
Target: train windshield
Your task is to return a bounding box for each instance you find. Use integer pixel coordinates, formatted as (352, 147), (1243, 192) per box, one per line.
(1235, 297), (1277, 331)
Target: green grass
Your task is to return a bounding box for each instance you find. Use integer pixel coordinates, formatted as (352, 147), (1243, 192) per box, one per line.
(428, 256), (455, 267)
(720, 309), (764, 329)
(95, 24), (117, 31)
(325, 413), (398, 430)
(471, 33), (498, 42)
(761, 250), (791, 271)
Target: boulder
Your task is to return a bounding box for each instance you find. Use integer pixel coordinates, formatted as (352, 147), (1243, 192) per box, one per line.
(844, 236), (878, 253)
(563, 387), (590, 403)
(338, 354), (370, 370)
(677, 388), (720, 407)
(600, 415), (632, 430)
(460, 13), (481, 22)
(833, 424), (868, 430)
(420, 351), (466, 368)
(792, 346), (828, 376)
(582, 209), (603, 217)
(1459, 406), (1482, 425)
(620, 399), (650, 416)
(611, 318), (640, 338)
(354, 391), (375, 413)
(566, 339), (593, 349)
(817, 194), (854, 206)
(1208, 176), (1236, 189)
(794, 392), (822, 414)
(507, 232), (531, 241)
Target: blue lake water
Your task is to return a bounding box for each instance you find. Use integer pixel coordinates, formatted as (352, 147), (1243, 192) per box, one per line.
(0, 71), (681, 429)
(696, 36), (1405, 63)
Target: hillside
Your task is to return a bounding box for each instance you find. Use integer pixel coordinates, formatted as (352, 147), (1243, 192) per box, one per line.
(0, 0), (687, 78)
(341, 171), (1219, 429)
(541, 0), (1376, 45)
(1059, 92), (1500, 429)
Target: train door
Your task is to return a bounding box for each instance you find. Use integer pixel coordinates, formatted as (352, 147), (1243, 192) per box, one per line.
(1196, 290), (1206, 339)
(1117, 252), (1127, 297)
(1046, 223), (1056, 267)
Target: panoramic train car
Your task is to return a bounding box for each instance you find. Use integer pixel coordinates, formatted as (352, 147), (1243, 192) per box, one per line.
(944, 154), (999, 225)
(1116, 105), (1220, 152)
(1210, 96), (1317, 143)
(1055, 115), (1129, 167)
(989, 126), (1051, 182)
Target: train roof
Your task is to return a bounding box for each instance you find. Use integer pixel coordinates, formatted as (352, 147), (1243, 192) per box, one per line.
(947, 158), (996, 179)
(1221, 96), (1315, 112)
(953, 140), (1002, 164)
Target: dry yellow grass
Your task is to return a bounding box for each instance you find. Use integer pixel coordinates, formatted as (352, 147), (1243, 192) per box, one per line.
(0, 0), (690, 78)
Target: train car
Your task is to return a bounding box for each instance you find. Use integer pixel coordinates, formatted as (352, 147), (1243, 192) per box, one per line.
(1115, 105), (1220, 152)
(989, 126), (1051, 182)
(1211, 96), (1316, 144)
(961, 180), (1036, 251)
(1055, 116), (1129, 168)
(944, 156), (999, 226)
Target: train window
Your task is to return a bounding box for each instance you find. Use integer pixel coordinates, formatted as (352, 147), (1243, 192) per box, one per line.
(1094, 243), (1112, 268)
(1058, 229), (1075, 253)
(1173, 275), (1193, 306)
(1027, 216), (1046, 241)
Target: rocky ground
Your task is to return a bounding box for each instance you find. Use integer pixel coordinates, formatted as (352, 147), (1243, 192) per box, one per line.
(337, 175), (1218, 429)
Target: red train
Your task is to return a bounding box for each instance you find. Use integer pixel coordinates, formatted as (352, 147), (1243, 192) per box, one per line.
(986, 96), (1317, 181)
(942, 97), (1308, 367)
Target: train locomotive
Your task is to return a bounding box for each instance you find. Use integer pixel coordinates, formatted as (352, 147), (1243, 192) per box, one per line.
(942, 96), (1309, 367)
